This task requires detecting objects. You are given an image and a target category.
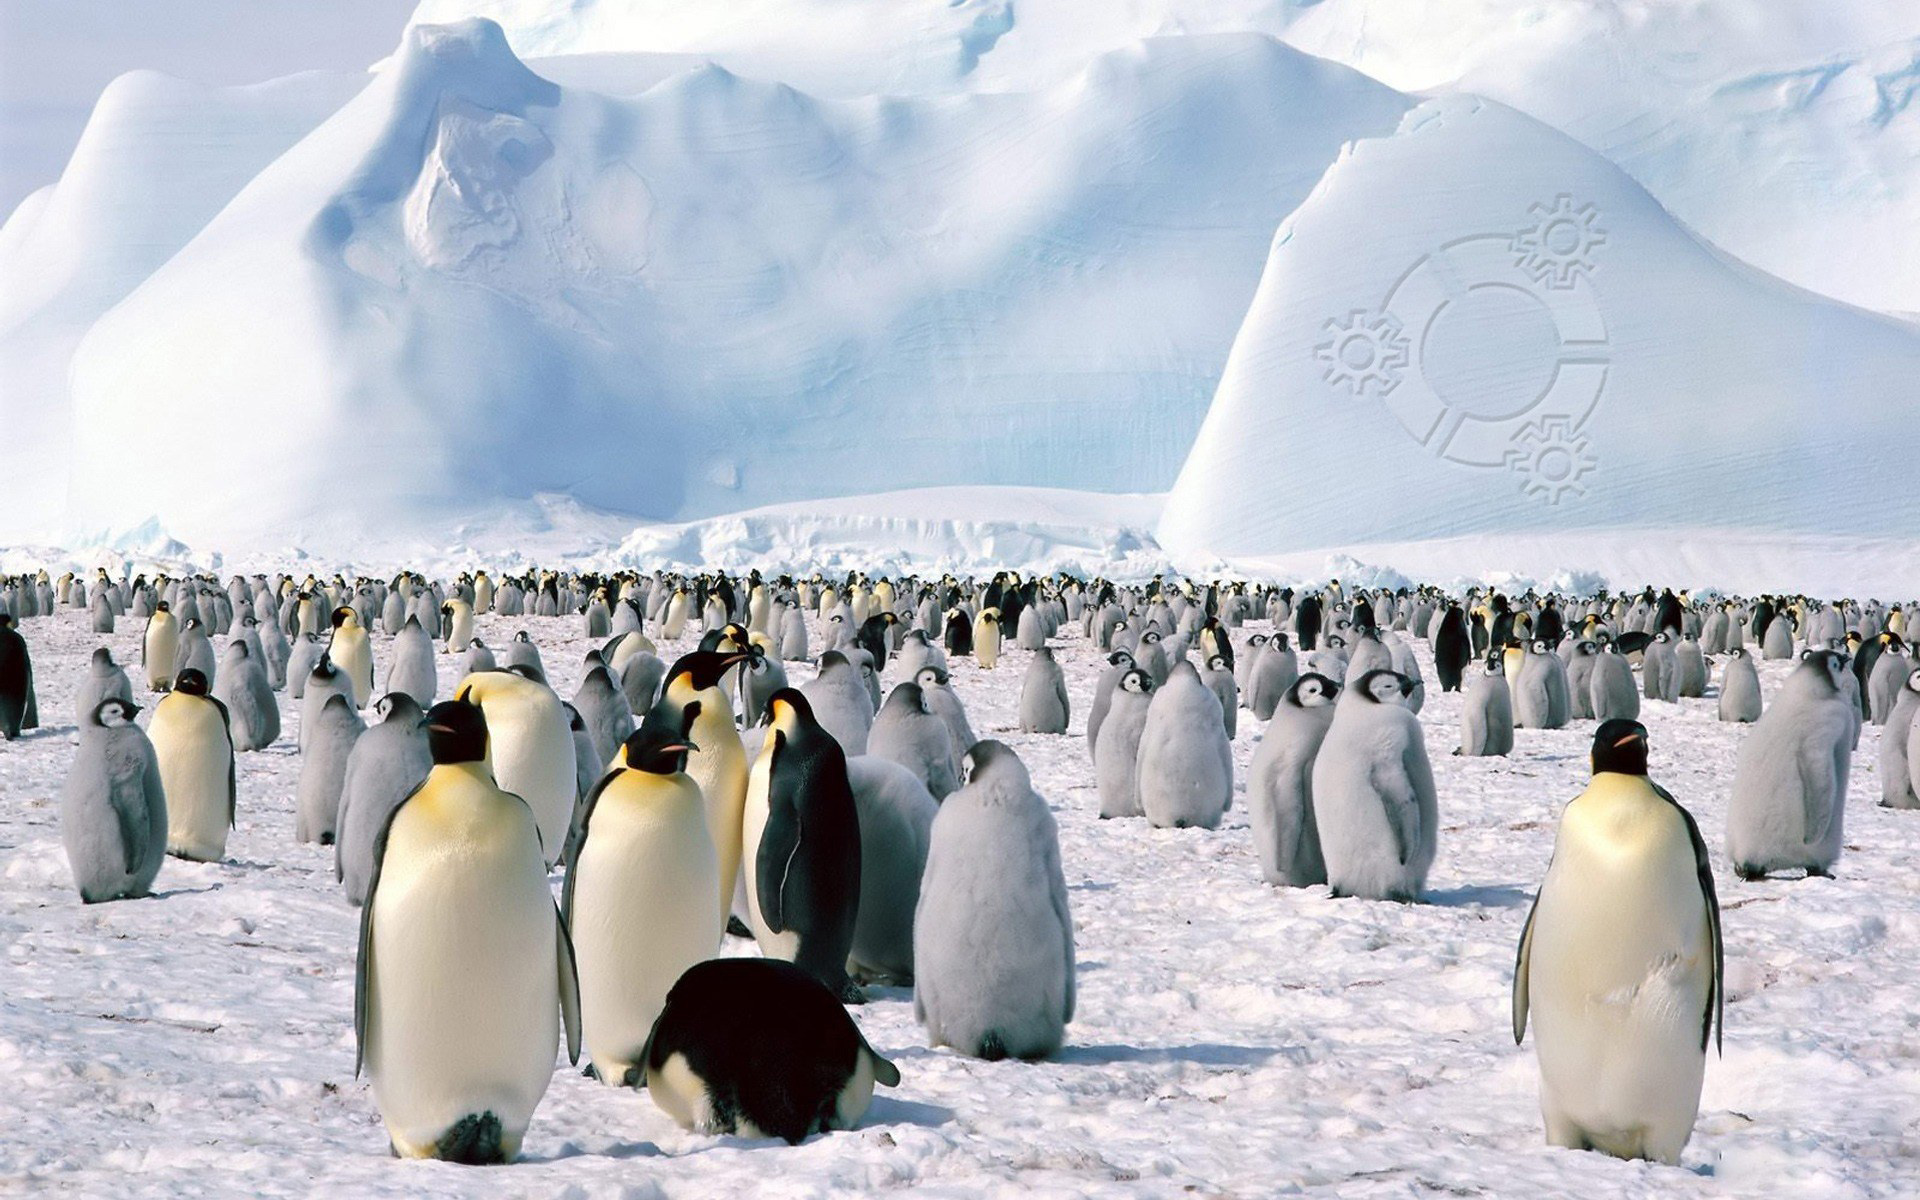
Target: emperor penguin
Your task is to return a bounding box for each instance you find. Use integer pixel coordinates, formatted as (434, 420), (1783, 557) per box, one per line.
(645, 650), (753, 921)
(502, 630), (545, 680)
(845, 755), (939, 983)
(1725, 649), (1855, 879)
(355, 700), (581, 1162)
(1673, 636), (1708, 698)
(1249, 633), (1300, 721)
(61, 698), (169, 903)
(1312, 670), (1438, 902)
(913, 666), (975, 761)
(384, 615), (437, 708)
(1514, 720), (1723, 1166)
(74, 647), (134, 726)
(1086, 649), (1135, 759)
(440, 598), (476, 653)
(640, 958), (899, 1143)
(287, 634), (322, 700)
(1136, 661), (1233, 830)
(150, 669), (236, 862)
(296, 693), (364, 845)
(454, 670), (577, 868)
(868, 682), (963, 799)
(257, 613), (290, 690)
(1514, 640), (1572, 729)
(1018, 647), (1071, 735)
(742, 690), (864, 1001)
(143, 602), (180, 692)
(799, 650), (875, 755)
(1878, 667), (1920, 809)
(1717, 649), (1763, 723)
(973, 608), (1002, 670)
(1246, 674), (1339, 886)
(565, 725), (721, 1087)
(571, 662), (634, 769)
(1565, 641), (1600, 720)
(1761, 614), (1795, 660)
(328, 606), (375, 708)
(461, 638), (497, 676)
(213, 640), (279, 752)
(1458, 657), (1515, 757)
(299, 654), (355, 752)
(914, 741), (1074, 1060)
(1094, 669), (1154, 819)
(1433, 606), (1472, 692)
(336, 693), (433, 906)
(1590, 643), (1641, 724)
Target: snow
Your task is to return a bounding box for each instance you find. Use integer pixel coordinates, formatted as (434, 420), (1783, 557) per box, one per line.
(410, 0), (1920, 314)
(1157, 95), (1920, 586)
(6, 590), (1920, 1196)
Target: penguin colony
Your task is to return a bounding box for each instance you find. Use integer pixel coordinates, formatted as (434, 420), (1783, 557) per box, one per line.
(3, 567), (1913, 1171)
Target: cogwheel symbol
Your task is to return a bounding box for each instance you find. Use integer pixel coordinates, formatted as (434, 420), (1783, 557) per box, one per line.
(1512, 195), (1605, 289)
(1316, 310), (1410, 395)
(1506, 417), (1596, 503)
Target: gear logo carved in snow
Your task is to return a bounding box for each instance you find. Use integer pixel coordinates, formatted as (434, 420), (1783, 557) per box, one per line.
(1315, 310), (1410, 396)
(1321, 197), (1610, 505)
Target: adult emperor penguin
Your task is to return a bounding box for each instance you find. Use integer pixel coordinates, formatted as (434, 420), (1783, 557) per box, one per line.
(0, 614), (35, 740)
(565, 725), (721, 1087)
(143, 601), (180, 692)
(1725, 649), (1856, 879)
(61, 698), (169, 903)
(640, 958), (899, 1143)
(1246, 674), (1339, 886)
(972, 608), (1003, 670)
(1514, 720), (1722, 1165)
(454, 670), (576, 867)
(1094, 669), (1154, 819)
(1136, 661), (1233, 830)
(337, 693), (433, 906)
(742, 690), (863, 1001)
(1717, 648), (1763, 723)
(151, 669), (236, 862)
(355, 700), (581, 1162)
(328, 606), (375, 708)
(1312, 670), (1438, 902)
(645, 650), (753, 921)
(915, 741), (1074, 1060)
(440, 597), (476, 654)
(1018, 647), (1071, 735)
(1458, 656), (1515, 757)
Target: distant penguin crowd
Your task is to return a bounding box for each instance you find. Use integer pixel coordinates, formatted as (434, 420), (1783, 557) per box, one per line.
(3, 564), (1915, 1170)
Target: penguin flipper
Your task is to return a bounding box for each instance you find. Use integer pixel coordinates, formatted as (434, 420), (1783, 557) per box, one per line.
(1512, 885), (1542, 1045)
(355, 781), (424, 1077)
(1655, 783), (1724, 1054)
(1799, 750), (1835, 847)
(757, 740), (804, 936)
(114, 793), (145, 877)
(561, 768), (622, 928)
(1369, 760), (1417, 866)
(554, 901), (582, 1066)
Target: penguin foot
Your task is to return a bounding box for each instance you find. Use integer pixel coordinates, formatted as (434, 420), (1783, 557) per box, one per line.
(434, 1111), (505, 1165)
(725, 916), (753, 939)
(1734, 865), (1767, 882)
(838, 980), (869, 1005)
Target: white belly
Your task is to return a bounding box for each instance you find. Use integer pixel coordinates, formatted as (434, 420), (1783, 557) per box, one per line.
(368, 827), (558, 1158)
(153, 706), (230, 861)
(738, 759), (799, 960)
(488, 708), (575, 866)
(572, 788), (720, 1084)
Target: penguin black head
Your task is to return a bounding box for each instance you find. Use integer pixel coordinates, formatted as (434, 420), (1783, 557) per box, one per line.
(1119, 669), (1153, 695)
(1591, 719), (1650, 776)
(914, 665), (949, 688)
(93, 697), (140, 727)
(331, 606), (354, 629)
(621, 725), (697, 774)
(1290, 673), (1338, 708)
(424, 700), (489, 764)
(373, 692), (425, 725)
(156, 601), (170, 613)
(1106, 650), (1134, 667)
(174, 669), (211, 697)
(883, 682), (927, 714)
(90, 646), (114, 666)
(667, 649), (752, 693)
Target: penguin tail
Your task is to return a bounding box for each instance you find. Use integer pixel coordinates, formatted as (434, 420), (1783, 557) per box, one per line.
(977, 1032), (1008, 1062)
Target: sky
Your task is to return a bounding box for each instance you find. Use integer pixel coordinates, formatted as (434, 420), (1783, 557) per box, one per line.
(0, 0), (414, 218)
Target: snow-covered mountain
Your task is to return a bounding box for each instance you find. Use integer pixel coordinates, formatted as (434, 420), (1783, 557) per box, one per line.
(1, 3), (1916, 585)
(1156, 94), (1920, 587)
(59, 19), (1409, 549)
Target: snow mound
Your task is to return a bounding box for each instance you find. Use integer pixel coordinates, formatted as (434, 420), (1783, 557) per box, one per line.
(60, 21), (1410, 550)
(1157, 96), (1920, 585)
(0, 67), (368, 538)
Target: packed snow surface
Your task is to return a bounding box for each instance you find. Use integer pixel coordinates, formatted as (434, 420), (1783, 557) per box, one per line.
(5, 592), (1920, 1196)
